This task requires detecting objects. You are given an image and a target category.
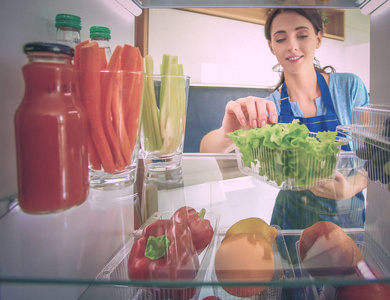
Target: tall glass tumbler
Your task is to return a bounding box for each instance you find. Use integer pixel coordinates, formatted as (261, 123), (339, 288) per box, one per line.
(140, 75), (190, 172)
(78, 70), (144, 190)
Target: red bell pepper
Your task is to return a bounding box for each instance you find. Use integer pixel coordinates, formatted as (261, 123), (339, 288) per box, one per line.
(171, 206), (214, 254)
(127, 219), (200, 300)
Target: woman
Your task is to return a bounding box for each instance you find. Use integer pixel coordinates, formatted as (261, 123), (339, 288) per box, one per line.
(200, 8), (369, 261)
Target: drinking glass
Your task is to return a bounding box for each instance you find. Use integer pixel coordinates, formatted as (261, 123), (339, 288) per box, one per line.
(140, 74), (190, 172)
(78, 70), (144, 190)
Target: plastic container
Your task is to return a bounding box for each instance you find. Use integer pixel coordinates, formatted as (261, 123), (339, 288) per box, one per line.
(55, 13), (81, 48)
(14, 42), (89, 214)
(89, 26), (112, 61)
(296, 234), (390, 300)
(338, 104), (390, 192)
(235, 132), (346, 191)
(84, 211), (220, 300)
(210, 226), (294, 300)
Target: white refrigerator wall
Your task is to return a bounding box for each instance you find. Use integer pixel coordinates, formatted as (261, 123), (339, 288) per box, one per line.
(149, 8), (370, 89)
(0, 0), (136, 200)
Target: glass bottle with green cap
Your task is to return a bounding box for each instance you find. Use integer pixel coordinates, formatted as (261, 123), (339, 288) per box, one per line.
(90, 26), (112, 61)
(55, 13), (81, 49)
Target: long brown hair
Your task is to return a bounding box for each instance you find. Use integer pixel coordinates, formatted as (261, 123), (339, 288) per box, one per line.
(265, 8), (335, 91)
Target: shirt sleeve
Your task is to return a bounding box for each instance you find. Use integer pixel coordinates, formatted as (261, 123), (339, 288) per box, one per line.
(329, 73), (370, 126)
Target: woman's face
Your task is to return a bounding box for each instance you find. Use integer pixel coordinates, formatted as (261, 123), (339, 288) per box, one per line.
(268, 11), (322, 75)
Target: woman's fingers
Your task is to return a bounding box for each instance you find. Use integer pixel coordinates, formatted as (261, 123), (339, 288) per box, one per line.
(224, 96), (277, 132)
(309, 171), (355, 200)
(237, 96), (277, 128)
(249, 97), (265, 127)
(266, 101), (278, 124)
(225, 100), (247, 127)
(241, 96), (260, 128)
(255, 100), (278, 126)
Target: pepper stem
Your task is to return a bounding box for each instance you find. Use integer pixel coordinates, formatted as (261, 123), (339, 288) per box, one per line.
(144, 235), (170, 260)
(198, 208), (206, 221)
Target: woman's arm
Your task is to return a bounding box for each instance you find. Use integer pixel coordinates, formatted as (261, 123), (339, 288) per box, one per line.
(200, 128), (235, 153)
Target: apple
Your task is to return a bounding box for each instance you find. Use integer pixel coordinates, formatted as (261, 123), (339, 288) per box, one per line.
(299, 221), (364, 278)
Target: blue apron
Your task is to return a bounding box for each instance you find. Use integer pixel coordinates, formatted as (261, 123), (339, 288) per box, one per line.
(279, 71), (340, 132)
(271, 71), (365, 265)
(279, 70), (350, 151)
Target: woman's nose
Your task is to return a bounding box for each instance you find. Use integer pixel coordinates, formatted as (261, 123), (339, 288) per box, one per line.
(288, 38), (298, 52)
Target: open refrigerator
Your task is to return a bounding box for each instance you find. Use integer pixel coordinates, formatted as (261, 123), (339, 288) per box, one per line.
(1, 0), (390, 299)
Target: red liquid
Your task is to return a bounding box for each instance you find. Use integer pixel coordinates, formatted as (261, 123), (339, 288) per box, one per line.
(14, 59), (89, 213)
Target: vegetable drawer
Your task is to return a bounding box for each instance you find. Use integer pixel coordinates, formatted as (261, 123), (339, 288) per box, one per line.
(296, 234), (390, 300)
(210, 226), (295, 300)
(80, 211), (220, 300)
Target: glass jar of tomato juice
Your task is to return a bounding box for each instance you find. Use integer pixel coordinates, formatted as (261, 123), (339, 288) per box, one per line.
(14, 42), (89, 213)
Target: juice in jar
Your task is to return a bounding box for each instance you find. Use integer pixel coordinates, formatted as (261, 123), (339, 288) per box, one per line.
(14, 42), (89, 213)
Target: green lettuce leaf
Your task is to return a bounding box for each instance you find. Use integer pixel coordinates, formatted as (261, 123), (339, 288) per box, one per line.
(229, 120), (343, 187)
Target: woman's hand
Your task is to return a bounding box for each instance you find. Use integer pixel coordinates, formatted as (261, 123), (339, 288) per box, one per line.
(309, 171), (367, 200)
(221, 96), (278, 135)
(200, 96), (277, 153)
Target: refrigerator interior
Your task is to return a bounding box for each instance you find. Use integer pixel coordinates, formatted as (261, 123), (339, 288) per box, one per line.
(1, 0), (389, 299)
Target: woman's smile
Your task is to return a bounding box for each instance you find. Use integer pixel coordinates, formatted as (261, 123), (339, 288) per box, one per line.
(286, 55), (303, 62)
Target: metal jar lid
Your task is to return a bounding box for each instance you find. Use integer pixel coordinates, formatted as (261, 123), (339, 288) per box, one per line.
(23, 42), (75, 57)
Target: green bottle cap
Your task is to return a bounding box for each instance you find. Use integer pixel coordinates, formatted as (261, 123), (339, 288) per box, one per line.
(89, 26), (111, 39)
(55, 14), (82, 30)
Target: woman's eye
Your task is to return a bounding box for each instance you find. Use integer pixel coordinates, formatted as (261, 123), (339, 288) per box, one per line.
(298, 35), (308, 39)
(276, 38), (286, 43)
